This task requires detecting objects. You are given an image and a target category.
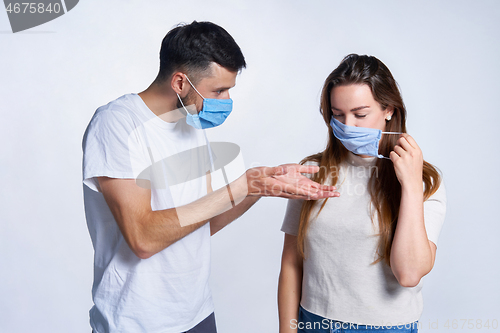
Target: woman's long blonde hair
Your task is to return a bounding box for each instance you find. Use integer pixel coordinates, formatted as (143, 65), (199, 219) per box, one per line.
(297, 54), (441, 266)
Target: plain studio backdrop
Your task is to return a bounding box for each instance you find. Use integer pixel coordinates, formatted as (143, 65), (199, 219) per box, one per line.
(1, 1), (499, 332)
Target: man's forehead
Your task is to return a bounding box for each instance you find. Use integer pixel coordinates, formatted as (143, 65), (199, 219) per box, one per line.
(199, 63), (237, 88)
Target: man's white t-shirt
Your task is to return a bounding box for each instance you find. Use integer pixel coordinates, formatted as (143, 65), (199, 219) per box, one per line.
(82, 93), (214, 333)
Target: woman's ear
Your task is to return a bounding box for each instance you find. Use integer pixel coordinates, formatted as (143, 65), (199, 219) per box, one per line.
(385, 106), (394, 119)
(171, 72), (189, 96)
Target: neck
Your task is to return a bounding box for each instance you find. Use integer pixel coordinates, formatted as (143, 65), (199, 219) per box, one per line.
(138, 81), (186, 123)
(346, 151), (377, 167)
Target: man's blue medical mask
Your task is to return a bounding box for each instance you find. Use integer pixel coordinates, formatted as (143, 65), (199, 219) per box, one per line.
(177, 74), (233, 129)
(329, 117), (402, 159)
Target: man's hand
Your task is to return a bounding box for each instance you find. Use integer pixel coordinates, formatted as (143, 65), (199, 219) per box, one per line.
(245, 164), (339, 200)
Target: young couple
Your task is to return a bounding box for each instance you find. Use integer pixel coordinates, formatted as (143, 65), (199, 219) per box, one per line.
(82, 21), (445, 333)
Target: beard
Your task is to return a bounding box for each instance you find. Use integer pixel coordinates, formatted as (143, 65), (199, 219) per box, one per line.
(176, 90), (199, 115)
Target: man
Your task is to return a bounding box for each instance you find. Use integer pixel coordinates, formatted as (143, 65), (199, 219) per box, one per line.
(82, 21), (337, 333)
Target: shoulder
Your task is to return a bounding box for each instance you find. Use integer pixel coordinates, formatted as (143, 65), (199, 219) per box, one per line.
(425, 175), (447, 203)
(83, 95), (143, 150)
(87, 95), (139, 132)
(95, 94), (137, 121)
(423, 175), (447, 221)
(303, 160), (320, 167)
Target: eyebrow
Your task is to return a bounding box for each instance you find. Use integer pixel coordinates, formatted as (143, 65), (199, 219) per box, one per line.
(213, 84), (236, 91)
(331, 106), (370, 112)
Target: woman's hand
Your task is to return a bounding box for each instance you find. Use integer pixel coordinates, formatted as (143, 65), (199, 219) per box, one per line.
(390, 134), (423, 190)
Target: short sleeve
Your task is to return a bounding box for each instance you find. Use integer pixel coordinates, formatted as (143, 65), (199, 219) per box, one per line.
(280, 159), (319, 236)
(424, 179), (447, 247)
(82, 108), (147, 192)
(280, 198), (305, 236)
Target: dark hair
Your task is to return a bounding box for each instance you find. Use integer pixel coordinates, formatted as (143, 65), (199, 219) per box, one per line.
(156, 21), (246, 83)
(297, 54), (441, 266)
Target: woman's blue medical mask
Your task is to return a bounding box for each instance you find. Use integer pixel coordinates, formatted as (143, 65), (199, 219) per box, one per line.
(329, 117), (402, 159)
(177, 74), (233, 129)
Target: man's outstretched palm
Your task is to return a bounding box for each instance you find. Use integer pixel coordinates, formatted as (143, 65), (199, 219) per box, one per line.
(245, 164), (339, 200)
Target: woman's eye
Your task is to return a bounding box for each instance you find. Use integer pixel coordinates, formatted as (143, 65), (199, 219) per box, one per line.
(355, 114), (367, 118)
(333, 114), (344, 118)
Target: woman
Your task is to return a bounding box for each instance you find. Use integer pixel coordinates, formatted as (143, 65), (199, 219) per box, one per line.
(278, 54), (446, 333)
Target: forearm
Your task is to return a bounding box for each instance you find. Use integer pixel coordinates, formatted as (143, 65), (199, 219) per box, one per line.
(390, 183), (433, 286)
(137, 175), (249, 258)
(210, 195), (261, 235)
(278, 264), (302, 333)
(106, 163), (336, 259)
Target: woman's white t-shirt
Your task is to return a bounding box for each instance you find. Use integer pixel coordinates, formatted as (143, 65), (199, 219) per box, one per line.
(281, 152), (446, 326)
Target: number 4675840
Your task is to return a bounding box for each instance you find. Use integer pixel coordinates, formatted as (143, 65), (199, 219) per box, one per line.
(6, 2), (61, 14)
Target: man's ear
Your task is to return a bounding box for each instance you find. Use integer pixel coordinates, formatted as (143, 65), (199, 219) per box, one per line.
(171, 72), (189, 96)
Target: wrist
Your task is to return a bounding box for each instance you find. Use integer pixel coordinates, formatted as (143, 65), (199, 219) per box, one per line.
(232, 173), (251, 200)
(401, 180), (423, 195)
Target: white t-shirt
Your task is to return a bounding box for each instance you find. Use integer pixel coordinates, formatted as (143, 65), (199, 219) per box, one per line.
(82, 93), (214, 333)
(281, 153), (447, 326)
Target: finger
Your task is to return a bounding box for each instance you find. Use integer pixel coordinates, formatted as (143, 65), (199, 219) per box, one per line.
(293, 185), (339, 198)
(393, 145), (405, 156)
(315, 190), (341, 199)
(280, 191), (316, 200)
(295, 177), (336, 191)
(401, 133), (419, 149)
(290, 189), (341, 200)
(267, 181), (312, 197)
(302, 180), (337, 192)
(394, 145), (407, 157)
(283, 191), (339, 200)
(389, 150), (399, 162)
(317, 184), (337, 192)
(271, 181), (335, 199)
(278, 192), (315, 200)
(398, 136), (414, 152)
(293, 184), (337, 196)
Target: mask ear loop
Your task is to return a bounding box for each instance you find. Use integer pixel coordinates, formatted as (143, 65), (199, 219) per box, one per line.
(176, 93), (189, 116)
(183, 74), (206, 100)
(176, 73), (205, 114)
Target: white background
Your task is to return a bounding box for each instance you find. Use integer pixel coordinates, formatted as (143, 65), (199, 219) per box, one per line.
(1, 1), (499, 332)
